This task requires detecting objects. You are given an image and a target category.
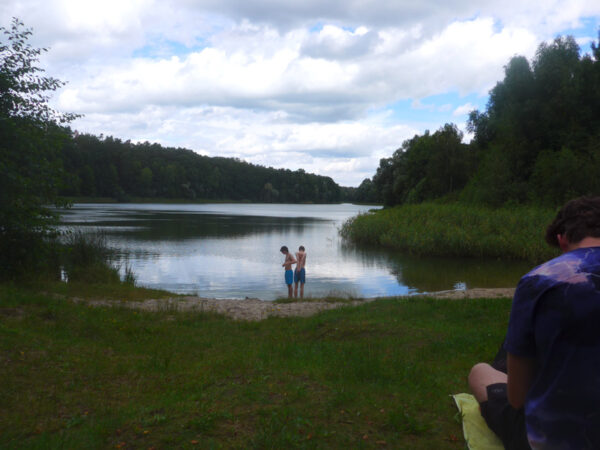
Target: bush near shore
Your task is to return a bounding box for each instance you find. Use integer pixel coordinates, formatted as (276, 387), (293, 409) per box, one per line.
(0, 284), (512, 449)
(340, 202), (558, 263)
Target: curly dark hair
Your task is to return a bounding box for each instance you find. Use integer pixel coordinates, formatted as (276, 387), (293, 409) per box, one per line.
(545, 197), (600, 247)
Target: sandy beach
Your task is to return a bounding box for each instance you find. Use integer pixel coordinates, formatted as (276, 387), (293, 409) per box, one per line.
(71, 288), (516, 321)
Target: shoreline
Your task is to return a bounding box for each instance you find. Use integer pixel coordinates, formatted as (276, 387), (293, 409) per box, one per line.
(71, 287), (516, 321)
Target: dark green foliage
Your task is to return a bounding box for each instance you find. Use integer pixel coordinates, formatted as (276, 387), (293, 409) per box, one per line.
(0, 18), (78, 280)
(340, 179), (379, 204)
(529, 147), (600, 206)
(354, 178), (378, 203)
(60, 134), (344, 203)
(459, 145), (525, 206)
(373, 124), (475, 206)
(464, 33), (600, 206)
(0, 230), (62, 281)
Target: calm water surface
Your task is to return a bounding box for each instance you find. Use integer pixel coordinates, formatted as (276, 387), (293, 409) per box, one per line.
(60, 203), (532, 300)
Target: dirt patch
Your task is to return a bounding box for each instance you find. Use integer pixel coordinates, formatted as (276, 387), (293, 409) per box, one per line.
(70, 288), (515, 322)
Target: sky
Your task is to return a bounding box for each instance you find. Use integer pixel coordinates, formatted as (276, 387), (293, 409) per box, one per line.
(2, 1), (599, 187)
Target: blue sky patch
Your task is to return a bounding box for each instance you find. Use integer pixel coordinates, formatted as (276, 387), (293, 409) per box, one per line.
(380, 91), (488, 130)
(133, 39), (207, 59)
(559, 16), (599, 55)
(308, 22), (325, 33)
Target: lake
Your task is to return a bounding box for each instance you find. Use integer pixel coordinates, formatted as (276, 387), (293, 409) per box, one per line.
(59, 203), (532, 300)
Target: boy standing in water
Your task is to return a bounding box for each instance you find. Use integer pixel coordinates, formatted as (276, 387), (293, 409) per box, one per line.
(294, 245), (307, 298)
(280, 246), (296, 298)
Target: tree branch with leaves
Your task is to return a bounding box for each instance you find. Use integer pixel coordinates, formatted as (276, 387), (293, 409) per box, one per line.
(0, 18), (79, 278)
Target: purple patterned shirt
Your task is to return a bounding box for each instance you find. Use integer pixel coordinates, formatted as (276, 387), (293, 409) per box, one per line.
(506, 247), (600, 449)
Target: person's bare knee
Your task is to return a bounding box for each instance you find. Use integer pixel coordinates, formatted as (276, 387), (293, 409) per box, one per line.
(469, 363), (507, 403)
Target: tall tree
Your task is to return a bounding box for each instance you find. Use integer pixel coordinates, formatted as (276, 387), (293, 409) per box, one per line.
(372, 124), (473, 206)
(0, 18), (78, 277)
(465, 31), (600, 206)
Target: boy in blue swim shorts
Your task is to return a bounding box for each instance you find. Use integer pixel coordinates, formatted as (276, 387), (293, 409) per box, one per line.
(294, 245), (307, 298)
(280, 246), (296, 298)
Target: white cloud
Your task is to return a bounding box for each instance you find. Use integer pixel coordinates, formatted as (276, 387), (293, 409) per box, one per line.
(2, 0), (599, 186)
(453, 102), (476, 116)
(56, 18), (538, 117)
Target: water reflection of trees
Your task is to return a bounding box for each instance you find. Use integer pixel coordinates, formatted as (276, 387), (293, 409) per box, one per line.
(65, 212), (323, 242)
(340, 244), (531, 292)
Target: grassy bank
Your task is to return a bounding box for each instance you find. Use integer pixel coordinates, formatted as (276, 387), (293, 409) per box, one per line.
(41, 280), (175, 302)
(0, 285), (511, 449)
(340, 202), (558, 263)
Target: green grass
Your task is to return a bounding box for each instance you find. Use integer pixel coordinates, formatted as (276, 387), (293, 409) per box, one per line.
(0, 284), (512, 449)
(340, 202), (558, 263)
(38, 281), (177, 301)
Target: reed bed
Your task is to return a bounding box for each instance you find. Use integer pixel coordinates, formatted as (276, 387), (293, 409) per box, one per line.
(340, 203), (558, 263)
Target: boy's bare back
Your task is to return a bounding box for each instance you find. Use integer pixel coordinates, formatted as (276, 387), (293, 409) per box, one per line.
(295, 250), (306, 271)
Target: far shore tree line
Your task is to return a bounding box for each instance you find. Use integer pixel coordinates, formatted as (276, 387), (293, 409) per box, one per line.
(60, 134), (345, 204)
(354, 31), (600, 207)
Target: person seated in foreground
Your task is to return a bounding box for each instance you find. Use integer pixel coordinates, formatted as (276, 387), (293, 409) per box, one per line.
(469, 196), (600, 449)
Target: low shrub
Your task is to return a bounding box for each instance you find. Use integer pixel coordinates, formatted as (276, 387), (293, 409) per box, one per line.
(0, 230), (62, 282)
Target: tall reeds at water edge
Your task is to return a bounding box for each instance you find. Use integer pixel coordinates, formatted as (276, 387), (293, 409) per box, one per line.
(62, 230), (136, 286)
(340, 203), (558, 263)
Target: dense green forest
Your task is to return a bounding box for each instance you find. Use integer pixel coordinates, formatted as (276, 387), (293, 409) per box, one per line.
(59, 133), (345, 203)
(357, 32), (600, 207)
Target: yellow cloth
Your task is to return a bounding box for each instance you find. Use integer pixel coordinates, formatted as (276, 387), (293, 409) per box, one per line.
(453, 393), (504, 450)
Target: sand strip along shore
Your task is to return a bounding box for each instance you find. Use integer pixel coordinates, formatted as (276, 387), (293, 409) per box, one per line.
(70, 288), (516, 322)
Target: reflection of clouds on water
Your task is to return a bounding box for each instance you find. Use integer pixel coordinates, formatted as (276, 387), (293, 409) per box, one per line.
(339, 240), (530, 292)
(126, 249), (413, 299)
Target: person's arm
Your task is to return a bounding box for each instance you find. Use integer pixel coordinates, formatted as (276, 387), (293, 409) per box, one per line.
(296, 252), (305, 268)
(297, 253), (306, 269)
(507, 352), (536, 409)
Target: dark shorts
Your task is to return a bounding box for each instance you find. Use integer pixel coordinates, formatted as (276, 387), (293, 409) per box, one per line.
(480, 383), (530, 450)
(285, 269), (293, 285)
(294, 268), (305, 284)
